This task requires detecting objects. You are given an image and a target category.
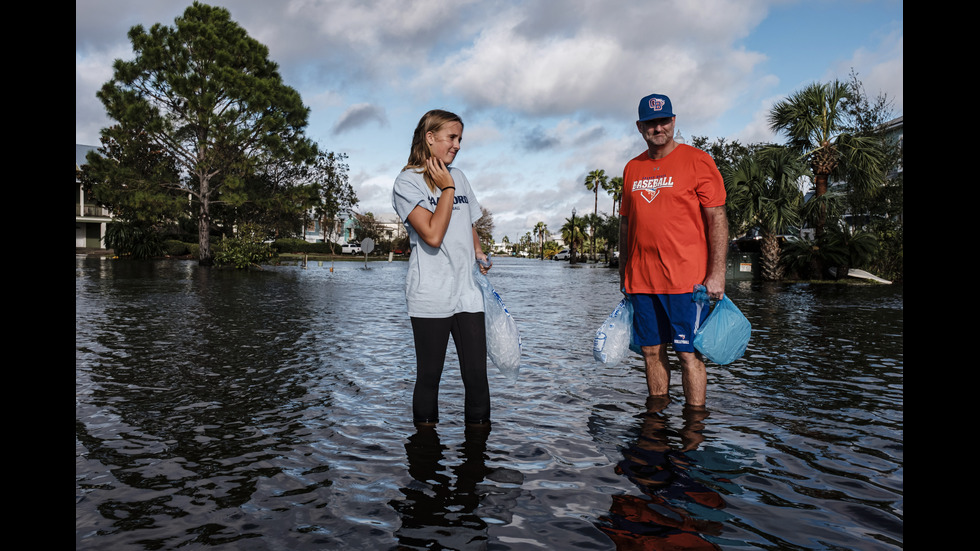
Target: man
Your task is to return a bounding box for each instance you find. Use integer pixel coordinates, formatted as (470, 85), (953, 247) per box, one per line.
(618, 93), (728, 408)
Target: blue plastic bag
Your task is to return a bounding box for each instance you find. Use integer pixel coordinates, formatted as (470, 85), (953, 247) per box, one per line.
(593, 298), (633, 365)
(692, 285), (751, 365)
(474, 266), (521, 380)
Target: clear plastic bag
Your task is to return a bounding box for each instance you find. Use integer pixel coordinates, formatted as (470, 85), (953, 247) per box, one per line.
(692, 285), (751, 365)
(593, 297), (634, 365)
(474, 266), (521, 380)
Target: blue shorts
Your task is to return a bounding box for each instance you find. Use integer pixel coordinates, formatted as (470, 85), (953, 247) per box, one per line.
(630, 293), (708, 353)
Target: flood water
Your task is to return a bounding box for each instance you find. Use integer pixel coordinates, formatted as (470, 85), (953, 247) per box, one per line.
(76, 255), (903, 550)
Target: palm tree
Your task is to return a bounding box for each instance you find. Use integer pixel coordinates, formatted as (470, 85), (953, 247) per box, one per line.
(724, 147), (806, 281)
(561, 216), (586, 261)
(533, 221), (548, 260)
(768, 80), (887, 237)
(583, 212), (603, 260)
(593, 213), (619, 262)
(584, 169), (608, 261)
(520, 231), (533, 256)
(605, 176), (623, 217)
(824, 223), (878, 280)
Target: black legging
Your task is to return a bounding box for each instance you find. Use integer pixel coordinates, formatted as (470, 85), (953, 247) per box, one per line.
(410, 312), (490, 424)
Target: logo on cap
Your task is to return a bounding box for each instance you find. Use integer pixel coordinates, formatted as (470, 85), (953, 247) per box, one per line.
(648, 98), (666, 111)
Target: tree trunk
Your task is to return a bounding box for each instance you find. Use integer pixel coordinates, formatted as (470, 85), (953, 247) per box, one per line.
(811, 171), (831, 278)
(198, 179), (214, 266)
(814, 172), (830, 238)
(760, 233), (783, 281)
(593, 190), (598, 262)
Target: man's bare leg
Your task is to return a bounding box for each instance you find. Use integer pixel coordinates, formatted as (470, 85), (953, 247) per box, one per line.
(676, 351), (706, 407)
(641, 344), (671, 397)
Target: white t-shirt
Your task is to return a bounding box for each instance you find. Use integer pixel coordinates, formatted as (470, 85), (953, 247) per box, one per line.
(392, 168), (484, 318)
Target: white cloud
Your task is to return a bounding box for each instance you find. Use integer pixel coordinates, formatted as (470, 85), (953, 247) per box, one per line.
(75, 46), (131, 145)
(412, 1), (771, 127)
(839, 30), (904, 113)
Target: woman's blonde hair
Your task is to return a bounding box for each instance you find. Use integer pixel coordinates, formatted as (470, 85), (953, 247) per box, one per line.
(403, 109), (464, 191)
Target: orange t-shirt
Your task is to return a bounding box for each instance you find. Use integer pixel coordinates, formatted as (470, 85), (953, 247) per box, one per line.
(620, 144), (726, 295)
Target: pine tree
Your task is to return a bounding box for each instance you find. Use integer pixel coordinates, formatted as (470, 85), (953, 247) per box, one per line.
(94, 2), (317, 265)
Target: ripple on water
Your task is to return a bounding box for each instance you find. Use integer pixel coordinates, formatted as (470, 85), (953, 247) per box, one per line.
(77, 257), (902, 550)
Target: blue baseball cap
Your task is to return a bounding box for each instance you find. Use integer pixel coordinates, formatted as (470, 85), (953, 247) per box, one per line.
(638, 93), (675, 122)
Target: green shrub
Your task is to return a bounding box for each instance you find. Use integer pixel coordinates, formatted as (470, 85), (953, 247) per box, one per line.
(104, 221), (166, 259)
(163, 240), (191, 256)
(214, 224), (278, 269)
(271, 238), (342, 254)
(271, 238), (308, 253)
(782, 224), (879, 281)
(306, 241), (340, 254)
(866, 219), (903, 282)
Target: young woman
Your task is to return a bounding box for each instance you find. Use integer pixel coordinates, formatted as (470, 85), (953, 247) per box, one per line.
(391, 110), (492, 427)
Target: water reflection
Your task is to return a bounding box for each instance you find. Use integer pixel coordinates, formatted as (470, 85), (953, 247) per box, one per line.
(597, 397), (726, 550)
(391, 425), (524, 549)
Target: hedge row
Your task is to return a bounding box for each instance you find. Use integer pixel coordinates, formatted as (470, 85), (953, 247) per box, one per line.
(270, 239), (343, 254)
(161, 238), (342, 257)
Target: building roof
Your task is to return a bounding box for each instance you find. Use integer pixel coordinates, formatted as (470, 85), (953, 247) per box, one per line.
(881, 115), (903, 133)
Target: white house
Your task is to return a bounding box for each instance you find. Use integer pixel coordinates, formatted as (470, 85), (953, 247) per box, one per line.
(76, 144), (112, 250)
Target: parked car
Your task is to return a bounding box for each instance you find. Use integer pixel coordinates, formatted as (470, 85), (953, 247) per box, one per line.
(553, 248), (571, 260)
(341, 242), (362, 254)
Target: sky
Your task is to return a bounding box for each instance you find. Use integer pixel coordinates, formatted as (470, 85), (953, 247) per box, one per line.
(76, 0), (903, 244)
